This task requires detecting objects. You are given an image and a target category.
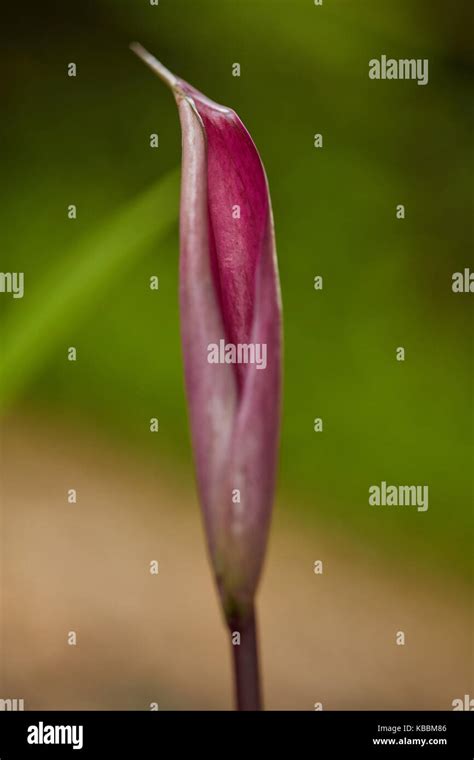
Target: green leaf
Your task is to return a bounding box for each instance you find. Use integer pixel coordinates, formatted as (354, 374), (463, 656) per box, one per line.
(0, 168), (180, 411)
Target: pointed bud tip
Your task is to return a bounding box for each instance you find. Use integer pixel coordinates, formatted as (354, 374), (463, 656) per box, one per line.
(130, 44), (232, 115)
(129, 42), (178, 90)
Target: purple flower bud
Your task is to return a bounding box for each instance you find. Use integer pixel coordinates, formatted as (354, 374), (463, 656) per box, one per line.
(131, 45), (282, 624)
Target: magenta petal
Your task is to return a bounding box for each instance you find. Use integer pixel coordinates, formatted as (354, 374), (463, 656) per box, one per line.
(132, 45), (282, 619)
(177, 96), (239, 571)
(184, 94), (269, 356)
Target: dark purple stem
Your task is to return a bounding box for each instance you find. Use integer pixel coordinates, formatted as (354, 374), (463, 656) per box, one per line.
(229, 607), (262, 711)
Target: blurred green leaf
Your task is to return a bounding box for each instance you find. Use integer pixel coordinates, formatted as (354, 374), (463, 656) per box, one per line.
(0, 168), (180, 411)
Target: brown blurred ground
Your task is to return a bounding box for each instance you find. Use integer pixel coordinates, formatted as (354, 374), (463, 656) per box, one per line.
(1, 412), (472, 710)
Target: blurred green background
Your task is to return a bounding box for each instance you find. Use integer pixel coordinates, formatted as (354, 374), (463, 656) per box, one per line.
(1, 0), (472, 709)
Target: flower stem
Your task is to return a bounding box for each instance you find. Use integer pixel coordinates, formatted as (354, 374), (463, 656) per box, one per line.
(229, 606), (262, 711)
